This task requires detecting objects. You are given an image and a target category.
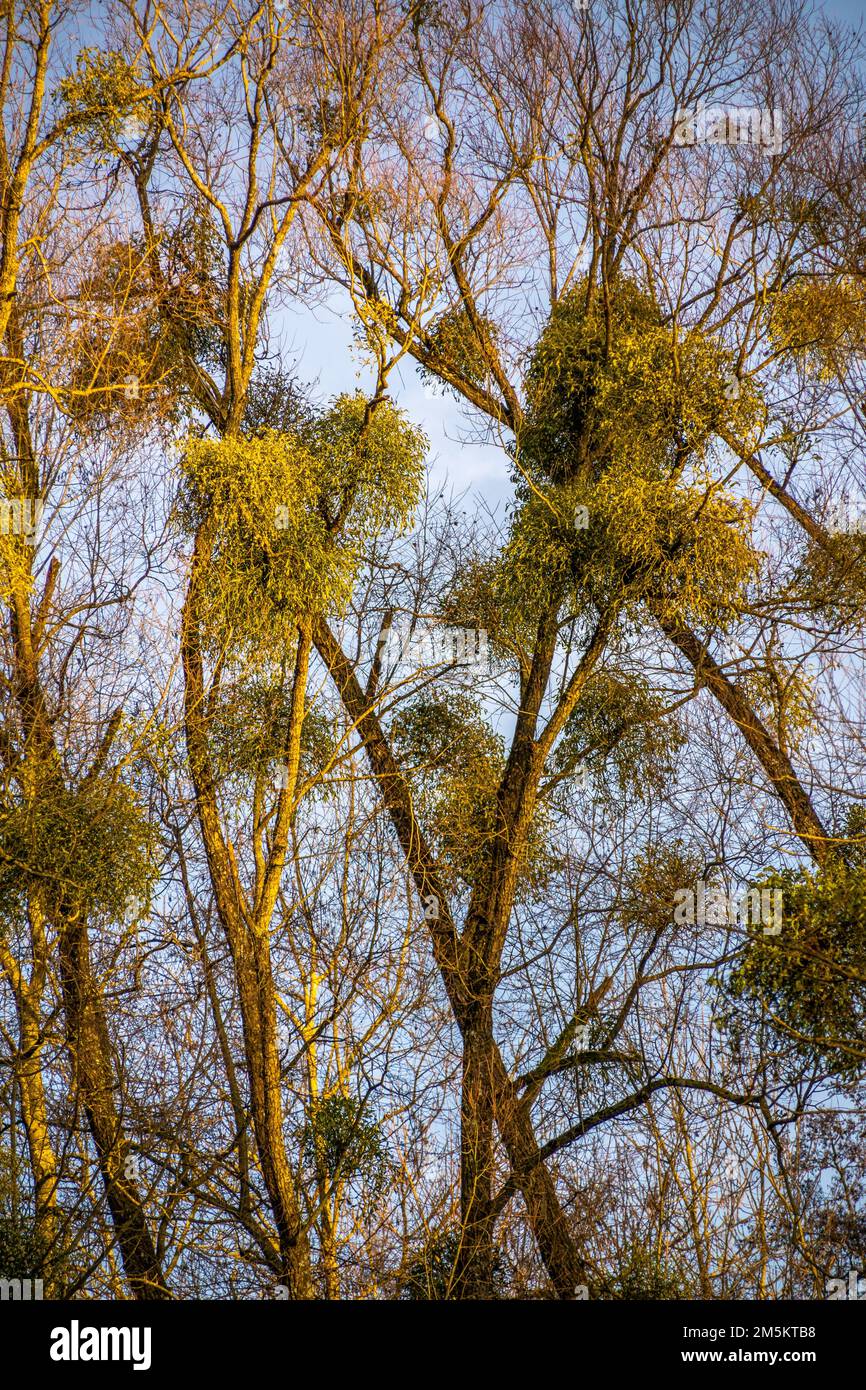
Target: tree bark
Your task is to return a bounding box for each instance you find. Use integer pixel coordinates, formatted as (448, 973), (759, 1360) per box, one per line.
(181, 519), (313, 1298)
(654, 611), (832, 866)
(314, 616), (590, 1297)
(57, 911), (170, 1298)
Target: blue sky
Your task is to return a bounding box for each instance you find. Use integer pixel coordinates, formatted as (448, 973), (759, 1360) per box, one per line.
(279, 298), (509, 512)
(825, 0), (865, 20)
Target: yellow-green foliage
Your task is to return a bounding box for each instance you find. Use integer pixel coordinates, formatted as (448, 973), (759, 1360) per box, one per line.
(205, 676), (336, 784)
(791, 532), (866, 623)
(390, 692), (554, 894)
(301, 1094), (390, 1196)
(604, 1242), (693, 1301)
(587, 466), (758, 624)
(618, 843), (707, 937)
(768, 277), (866, 376)
(176, 394), (426, 655)
(0, 517), (39, 605)
(58, 48), (150, 157)
(726, 859), (866, 1075)
(490, 467), (758, 632)
(0, 779), (158, 926)
(453, 279), (764, 636)
(519, 277), (762, 481)
(61, 237), (171, 429)
(552, 669), (685, 797)
(438, 557), (507, 661)
(419, 307), (499, 395)
(390, 693), (503, 886)
(62, 205), (227, 429)
(738, 645), (818, 755)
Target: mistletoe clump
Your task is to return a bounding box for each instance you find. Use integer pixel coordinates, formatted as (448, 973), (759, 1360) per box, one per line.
(301, 1094), (390, 1196)
(58, 48), (151, 158)
(518, 276), (761, 483)
(490, 466), (758, 633)
(419, 306), (500, 396)
(176, 393), (426, 656)
(205, 676), (336, 785)
(725, 855), (866, 1076)
(767, 276), (866, 377)
(552, 668), (685, 798)
(0, 778), (158, 927)
(390, 692), (556, 894)
(480, 279), (763, 632)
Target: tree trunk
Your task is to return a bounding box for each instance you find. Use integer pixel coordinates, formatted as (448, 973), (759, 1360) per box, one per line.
(456, 996), (497, 1298)
(655, 613), (832, 865)
(57, 912), (170, 1299)
(15, 989), (60, 1292)
(314, 617), (588, 1297)
(230, 926), (313, 1298)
